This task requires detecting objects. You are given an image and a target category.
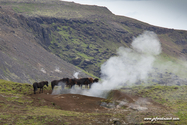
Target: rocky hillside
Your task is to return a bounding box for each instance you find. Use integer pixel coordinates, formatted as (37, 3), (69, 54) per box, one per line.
(0, 5), (90, 84)
(0, 0), (187, 83)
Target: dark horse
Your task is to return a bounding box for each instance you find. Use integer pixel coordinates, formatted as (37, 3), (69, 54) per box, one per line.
(67, 78), (77, 88)
(33, 81), (48, 94)
(51, 78), (69, 90)
(75, 78), (94, 89)
(89, 78), (99, 88)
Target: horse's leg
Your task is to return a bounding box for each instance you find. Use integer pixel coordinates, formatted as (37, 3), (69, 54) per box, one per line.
(52, 84), (54, 90)
(34, 87), (35, 94)
(61, 84), (63, 90)
(89, 83), (92, 89)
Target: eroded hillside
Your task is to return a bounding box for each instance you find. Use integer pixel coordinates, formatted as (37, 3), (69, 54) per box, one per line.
(0, 6), (90, 83)
(0, 0), (187, 81)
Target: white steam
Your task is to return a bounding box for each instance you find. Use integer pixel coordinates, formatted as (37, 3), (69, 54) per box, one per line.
(73, 71), (80, 79)
(55, 31), (162, 98)
(51, 81), (66, 95)
(55, 67), (62, 73)
(40, 68), (46, 73)
(81, 31), (162, 97)
(131, 31), (162, 55)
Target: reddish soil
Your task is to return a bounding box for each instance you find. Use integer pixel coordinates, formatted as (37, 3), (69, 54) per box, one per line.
(29, 90), (106, 113)
(28, 90), (168, 125)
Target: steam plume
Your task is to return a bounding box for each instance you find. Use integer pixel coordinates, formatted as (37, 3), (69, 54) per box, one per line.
(73, 71), (80, 79)
(81, 31), (162, 97)
(54, 67), (62, 73)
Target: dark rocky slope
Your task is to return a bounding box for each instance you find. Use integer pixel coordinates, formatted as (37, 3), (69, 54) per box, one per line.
(0, 6), (89, 84)
(0, 0), (187, 82)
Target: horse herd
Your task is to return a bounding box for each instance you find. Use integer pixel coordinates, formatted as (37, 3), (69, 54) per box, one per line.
(33, 78), (99, 94)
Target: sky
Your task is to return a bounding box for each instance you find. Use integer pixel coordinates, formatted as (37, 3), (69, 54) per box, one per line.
(62, 0), (187, 31)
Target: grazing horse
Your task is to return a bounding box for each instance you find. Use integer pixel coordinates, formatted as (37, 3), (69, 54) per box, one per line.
(33, 81), (48, 94)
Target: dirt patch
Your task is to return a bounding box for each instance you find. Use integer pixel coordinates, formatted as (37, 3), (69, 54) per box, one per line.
(28, 90), (171, 124)
(109, 90), (136, 103)
(29, 90), (106, 113)
(0, 87), (171, 124)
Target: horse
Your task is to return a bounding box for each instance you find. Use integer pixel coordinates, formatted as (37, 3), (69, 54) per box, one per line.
(89, 78), (99, 88)
(75, 78), (88, 89)
(93, 78), (99, 83)
(75, 78), (94, 89)
(67, 78), (77, 88)
(51, 78), (69, 90)
(33, 81), (48, 94)
(51, 80), (59, 90)
(58, 78), (69, 89)
(85, 78), (94, 88)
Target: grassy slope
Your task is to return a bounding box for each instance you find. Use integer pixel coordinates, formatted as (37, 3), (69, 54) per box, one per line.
(120, 85), (187, 124)
(3, 0), (112, 19)
(0, 79), (186, 124)
(0, 79), (114, 125)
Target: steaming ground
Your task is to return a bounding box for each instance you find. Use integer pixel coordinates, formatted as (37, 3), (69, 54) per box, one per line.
(83, 31), (162, 97)
(52, 31), (164, 97)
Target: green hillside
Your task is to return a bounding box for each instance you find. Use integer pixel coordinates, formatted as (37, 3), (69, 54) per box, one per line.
(0, 0), (187, 81)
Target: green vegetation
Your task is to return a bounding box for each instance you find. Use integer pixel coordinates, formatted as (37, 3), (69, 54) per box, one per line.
(0, 79), (32, 95)
(154, 53), (187, 79)
(2, 0), (187, 78)
(0, 78), (187, 124)
(0, 79), (112, 124)
(1, 1), (187, 123)
(12, 3), (38, 13)
(121, 85), (187, 124)
(3, 0), (112, 19)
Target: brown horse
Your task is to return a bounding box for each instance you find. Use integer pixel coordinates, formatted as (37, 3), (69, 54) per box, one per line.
(75, 78), (94, 89)
(86, 78), (94, 88)
(89, 78), (99, 88)
(67, 78), (77, 88)
(33, 81), (48, 94)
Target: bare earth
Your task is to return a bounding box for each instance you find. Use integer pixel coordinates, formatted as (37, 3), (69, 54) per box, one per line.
(28, 89), (170, 125)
